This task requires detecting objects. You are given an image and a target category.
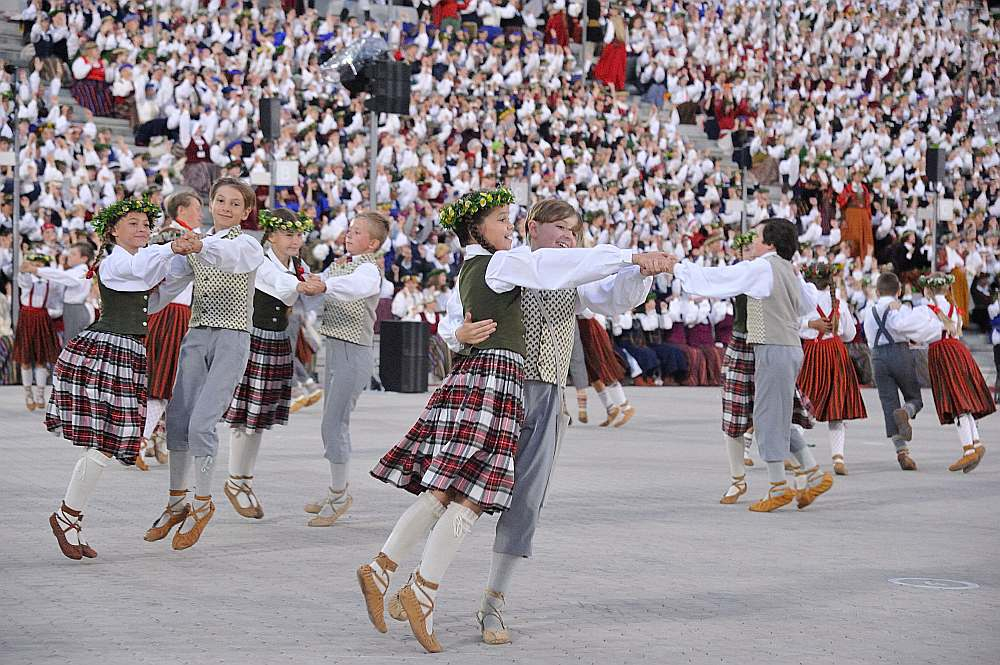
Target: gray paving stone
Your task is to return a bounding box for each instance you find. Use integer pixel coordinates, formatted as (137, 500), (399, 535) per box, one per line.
(1, 386), (997, 665)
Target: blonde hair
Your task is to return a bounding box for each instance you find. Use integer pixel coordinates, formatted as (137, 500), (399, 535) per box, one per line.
(209, 177), (256, 211)
(355, 210), (391, 247)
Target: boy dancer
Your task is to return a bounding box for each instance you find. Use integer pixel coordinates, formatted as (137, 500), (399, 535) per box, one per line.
(144, 178), (264, 550)
(671, 219), (833, 511)
(429, 199), (653, 644)
(862, 272), (930, 470)
(30, 242), (95, 344)
(303, 211), (390, 526)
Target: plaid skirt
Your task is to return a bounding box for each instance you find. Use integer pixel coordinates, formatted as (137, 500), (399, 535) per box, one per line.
(145, 303), (190, 400)
(721, 332), (814, 439)
(370, 348), (525, 514)
(797, 337), (868, 422)
(45, 331), (147, 465)
(13, 306), (61, 366)
(223, 327), (292, 432)
(927, 337), (996, 425)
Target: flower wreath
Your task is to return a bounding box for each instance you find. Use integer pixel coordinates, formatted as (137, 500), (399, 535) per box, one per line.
(731, 230), (756, 251)
(918, 273), (955, 290)
(802, 262), (844, 282)
(259, 210), (315, 234)
(23, 252), (53, 266)
(438, 187), (515, 231)
(92, 197), (161, 237)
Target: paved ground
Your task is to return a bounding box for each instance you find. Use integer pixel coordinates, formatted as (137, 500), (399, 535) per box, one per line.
(1, 385), (997, 665)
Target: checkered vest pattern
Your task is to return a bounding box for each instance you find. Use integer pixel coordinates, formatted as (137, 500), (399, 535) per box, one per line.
(318, 253), (382, 346)
(188, 226), (255, 332)
(521, 288), (577, 386)
(746, 255), (801, 346)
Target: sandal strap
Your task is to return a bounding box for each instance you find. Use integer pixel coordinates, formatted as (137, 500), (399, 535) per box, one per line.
(375, 552), (398, 573)
(55, 509), (81, 533)
(414, 571), (439, 591)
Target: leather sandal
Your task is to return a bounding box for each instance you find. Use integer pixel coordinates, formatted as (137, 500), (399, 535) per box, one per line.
(964, 442), (986, 474)
(949, 445), (980, 473)
(477, 589), (511, 645)
(134, 443), (149, 471)
(307, 490), (352, 527)
(399, 572), (443, 653)
(896, 448), (917, 471)
(796, 467), (833, 509)
(832, 454), (848, 476)
(49, 504), (83, 560)
(388, 588), (407, 622)
(224, 476), (263, 519)
(598, 405), (620, 427)
(357, 552), (396, 633)
(613, 403), (636, 428)
(171, 496), (214, 551)
(144, 491), (190, 542)
(893, 407), (913, 441)
(748, 482), (795, 512)
(720, 476), (748, 505)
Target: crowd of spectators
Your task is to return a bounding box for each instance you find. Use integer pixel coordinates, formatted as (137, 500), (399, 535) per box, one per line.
(1, 0), (999, 387)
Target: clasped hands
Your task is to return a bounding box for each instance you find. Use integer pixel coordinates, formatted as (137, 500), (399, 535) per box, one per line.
(296, 274), (326, 296)
(170, 232), (204, 255)
(632, 251), (678, 276)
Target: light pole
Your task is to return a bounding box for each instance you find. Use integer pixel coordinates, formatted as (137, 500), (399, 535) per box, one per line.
(8, 67), (22, 327)
(368, 109), (377, 210)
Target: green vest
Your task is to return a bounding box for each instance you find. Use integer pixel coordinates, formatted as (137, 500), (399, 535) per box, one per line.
(90, 275), (151, 336)
(458, 254), (526, 357)
(252, 289), (289, 332)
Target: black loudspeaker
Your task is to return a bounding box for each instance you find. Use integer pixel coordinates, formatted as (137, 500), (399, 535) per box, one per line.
(731, 129), (752, 169)
(379, 320), (429, 393)
(259, 97), (281, 141)
(926, 147), (945, 183)
(704, 117), (720, 140)
(366, 59), (411, 115)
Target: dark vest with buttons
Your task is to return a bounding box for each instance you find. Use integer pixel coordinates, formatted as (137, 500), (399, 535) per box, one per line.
(252, 289), (290, 332)
(458, 254), (526, 358)
(90, 274), (151, 336)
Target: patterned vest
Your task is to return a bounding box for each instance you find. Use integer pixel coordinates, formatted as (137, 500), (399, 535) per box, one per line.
(521, 288), (577, 386)
(318, 253), (382, 346)
(188, 226), (256, 332)
(746, 255), (801, 346)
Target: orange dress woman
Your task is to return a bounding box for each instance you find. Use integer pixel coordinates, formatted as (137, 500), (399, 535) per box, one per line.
(837, 174), (874, 260)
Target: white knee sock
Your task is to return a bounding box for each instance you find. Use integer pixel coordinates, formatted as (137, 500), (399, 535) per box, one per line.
(486, 551), (520, 597)
(21, 365), (33, 388)
(169, 449), (191, 492)
(608, 382), (627, 407)
(329, 461), (349, 492)
(241, 431), (263, 480)
(725, 436), (746, 478)
(373, 492), (447, 586)
(766, 461), (786, 484)
(144, 398), (167, 439)
(828, 421), (846, 459)
(193, 455), (214, 500)
(228, 429), (263, 483)
(956, 414), (975, 446)
(64, 449), (111, 512)
(414, 502), (479, 632)
(34, 365), (48, 387)
(596, 388), (613, 410)
(971, 419), (981, 444)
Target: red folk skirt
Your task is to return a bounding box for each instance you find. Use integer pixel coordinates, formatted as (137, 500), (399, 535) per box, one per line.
(578, 317), (625, 385)
(594, 40), (627, 90)
(145, 303), (190, 400)
(927, 337), (996, 425)
(13, 306), (61, 366)
(797, 336), (868, 422)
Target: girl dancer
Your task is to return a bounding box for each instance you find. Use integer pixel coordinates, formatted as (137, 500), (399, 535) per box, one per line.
(577, 312), (635, 426)
(918, 274), (993, 472)
(222, 210), (325, 519)
(798, 263), (867, 475)
(359, 188), (665, 652)
(45, 198), (201, 559)
(27, 242), (95, 344)
(14, 252), (63, 411)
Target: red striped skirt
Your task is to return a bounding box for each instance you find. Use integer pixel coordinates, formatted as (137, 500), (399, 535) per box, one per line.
(145, 303), (190, 400)
(296, 329), (314, 366)
(13, 306), (61, 366)
(71, 79), (114, 117)
(578, 318), (625, 384)
(371, 348), (524, 514)
(45, 331), (147, 465)
(927, 337), (996, 424)
(797, 337), (868, 422)
(223, 328), (293, 431)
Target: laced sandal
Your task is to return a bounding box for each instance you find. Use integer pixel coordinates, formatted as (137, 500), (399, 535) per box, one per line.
(152, 428), (168, 464)
(743, 455), (754, 467)
(897, 448), (917, 471)
(748, 481), (796, 512)
(224, 475), (263, 519)
(171, 496), (215, 551)
(613, 404), (636, 428)
(307, 490), (352, 527)
(783, 459), (800, 472)
(949, 445), (980, 473)
(477, 589), (511, 645)
(796, 467), (834, 509)
(25, 390), (37, 412)
(144, 491), (191, 542)
(963, 442), (986, 474)
(720, 476), (748, 505)
(49, 503), (83, 560)
(357, 552), (396, 633)
(598, 405), (620, 427)
(76, 515), (97, 559)
(134, 445), (149, 471)
(388, 588), (408, 622)
(399, 572), (443, 653)
(893, 407), (913, 441)
(832, 455), (848, 476)
(577, 406), (588, 424)
(305, 388), (323, 407)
